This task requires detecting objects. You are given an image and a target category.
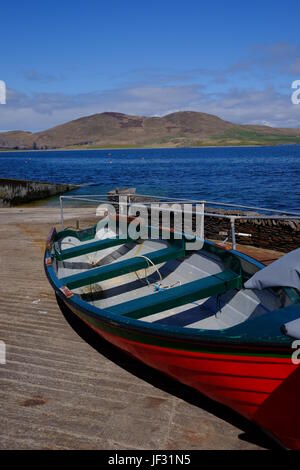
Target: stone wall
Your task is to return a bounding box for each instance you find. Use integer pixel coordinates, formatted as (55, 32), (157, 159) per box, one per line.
(0, 178), (78, 207)
(108, 189), (299, 253)
(202, 212), (299, 253)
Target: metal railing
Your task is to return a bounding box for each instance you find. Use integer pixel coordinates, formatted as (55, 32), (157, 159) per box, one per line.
(59, 193), (300, 250)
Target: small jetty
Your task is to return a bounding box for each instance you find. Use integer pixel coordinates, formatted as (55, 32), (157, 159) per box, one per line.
(0, 205), (286, 450)
(0, 178), (77, 207)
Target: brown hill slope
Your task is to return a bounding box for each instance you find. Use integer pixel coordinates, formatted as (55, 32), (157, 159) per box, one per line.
(1, 111), (300, 150)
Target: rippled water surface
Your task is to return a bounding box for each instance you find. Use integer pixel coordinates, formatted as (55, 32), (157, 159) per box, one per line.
(0, 145), (299, 211)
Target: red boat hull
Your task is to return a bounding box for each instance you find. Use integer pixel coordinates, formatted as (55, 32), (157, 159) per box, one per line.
(81, 313), (300, 450)
(45, 222), (300, 450)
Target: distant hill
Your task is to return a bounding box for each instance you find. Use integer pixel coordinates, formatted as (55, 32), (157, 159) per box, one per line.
(1, 111), (300, 150)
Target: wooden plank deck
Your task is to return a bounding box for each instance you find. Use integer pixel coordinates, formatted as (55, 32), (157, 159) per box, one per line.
(0, 208), (282, 450)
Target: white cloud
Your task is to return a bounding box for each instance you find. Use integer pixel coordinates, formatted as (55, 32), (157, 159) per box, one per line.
(2, 41), (300, 130)
(0, 82), (300, 131)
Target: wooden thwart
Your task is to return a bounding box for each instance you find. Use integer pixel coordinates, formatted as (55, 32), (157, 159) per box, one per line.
(60, 243), (185, 289)
(107, 270), (242, 319)
(56, 236), (131, 261)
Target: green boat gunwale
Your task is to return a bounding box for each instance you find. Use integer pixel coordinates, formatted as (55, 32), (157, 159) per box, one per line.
(44, 223), (300, 357)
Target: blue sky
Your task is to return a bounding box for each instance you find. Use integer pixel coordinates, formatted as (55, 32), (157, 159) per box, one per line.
(0, 0), (300, 130)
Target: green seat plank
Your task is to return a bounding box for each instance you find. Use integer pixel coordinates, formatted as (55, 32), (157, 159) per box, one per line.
(60, 243), (185, 289)
(107, 270), (242, 319)
(56, 236), (131, 261)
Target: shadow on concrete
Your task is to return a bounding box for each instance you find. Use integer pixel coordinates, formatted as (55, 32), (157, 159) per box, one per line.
(56, 295), (280, 450)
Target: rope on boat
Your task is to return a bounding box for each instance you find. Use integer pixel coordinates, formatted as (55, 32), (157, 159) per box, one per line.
(134, 255), (163, 285)
(61, 237), (181, 295)
(134, 255), (181, 292)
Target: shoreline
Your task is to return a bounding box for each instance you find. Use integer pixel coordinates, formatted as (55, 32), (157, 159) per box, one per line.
(1, 143), (300, 154)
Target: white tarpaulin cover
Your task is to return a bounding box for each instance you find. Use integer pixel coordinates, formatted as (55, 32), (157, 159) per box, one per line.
(282, 318), (300, 339)
(244, 248), (300, 291)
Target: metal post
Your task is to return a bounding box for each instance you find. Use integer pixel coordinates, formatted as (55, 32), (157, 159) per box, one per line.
(230, 217), (236, 250)
(200, 201), (205, 240)
(60, 196), (65, 230)
(119, 195), (127, 217)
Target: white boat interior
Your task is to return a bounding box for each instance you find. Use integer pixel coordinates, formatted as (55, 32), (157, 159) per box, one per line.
(54, 227), (289, 331)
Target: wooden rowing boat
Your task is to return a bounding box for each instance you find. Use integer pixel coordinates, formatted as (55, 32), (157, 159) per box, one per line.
(44, 218), (300, 449)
